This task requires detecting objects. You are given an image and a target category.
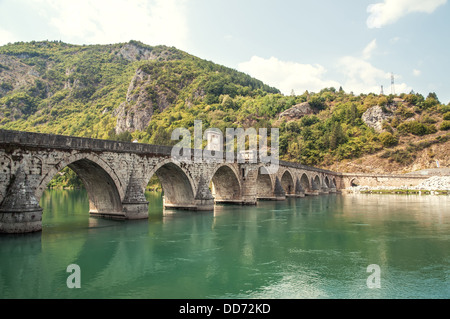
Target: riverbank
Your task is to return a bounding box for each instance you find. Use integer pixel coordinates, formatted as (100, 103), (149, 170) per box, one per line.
(347, 176), (450, 195)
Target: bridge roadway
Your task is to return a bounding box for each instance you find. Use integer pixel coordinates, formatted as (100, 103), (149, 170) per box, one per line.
(0, 129), (342, 233)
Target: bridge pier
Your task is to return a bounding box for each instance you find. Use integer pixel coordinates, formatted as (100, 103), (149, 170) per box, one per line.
(163, 199), (215, 211)
(329, 180), (338, 193)
(89, 210), (126, 220)
(194, 198), (215, 211)
(0, 168), (43, 233)
(120, 173), (149, 220)
(214, 199), (257, 206)
(192, 175), (215, 211)
(294, 179), (305, 198)
(121, 202), (149, 219)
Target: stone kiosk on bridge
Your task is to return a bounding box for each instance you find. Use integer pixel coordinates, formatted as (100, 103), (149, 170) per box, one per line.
(0, 129), (342, 233)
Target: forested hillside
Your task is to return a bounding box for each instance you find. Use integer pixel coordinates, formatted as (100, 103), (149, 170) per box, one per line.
(1, 40), (449, 177)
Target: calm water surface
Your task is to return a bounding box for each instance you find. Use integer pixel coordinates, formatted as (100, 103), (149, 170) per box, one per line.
(0, 190), (449, 299)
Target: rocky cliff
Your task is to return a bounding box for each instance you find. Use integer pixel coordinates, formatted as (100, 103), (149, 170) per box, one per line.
(278, 102), (316, 121)
(114, 68), (157, 134)
(361, 105), (393, 132)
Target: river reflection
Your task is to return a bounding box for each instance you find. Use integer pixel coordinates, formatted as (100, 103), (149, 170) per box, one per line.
(0, 190), (448, 299)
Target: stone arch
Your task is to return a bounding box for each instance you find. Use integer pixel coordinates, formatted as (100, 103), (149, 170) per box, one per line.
(145, 159), (196, 208)
(300, 173), (311, 192)
(256, 166), (274, 198)
(312, 175), (321, 191)
(280, 169), (295, 195)
(350, 178), (360, 187)
(332, 177), (337, 188)
(324, 176), (330, 188)
(36, 153), (124, 216)
(210, 163), (242, 201)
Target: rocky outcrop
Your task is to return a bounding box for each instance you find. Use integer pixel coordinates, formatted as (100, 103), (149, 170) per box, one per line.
(114, 66), (179, 134)
(0, 55), (41, 95)
(116, 43), (180, 62)
(278, 102), (315, 121)
(114, 69), (155, 134)
(362, 105), (393, 132)
(117, 43), (154, 62)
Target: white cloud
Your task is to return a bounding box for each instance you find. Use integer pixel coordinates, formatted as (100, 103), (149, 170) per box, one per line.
(413, 69), (421, 76)
(367, 0), (447, 28)
(337, 57), (412, 95)
(362, 39), (377, 60)
(237, 56), (340, 95)
(31, 0), (189, 48)
(237, 40), (413, 96)
(0, 28), (17, 45)
(337, 39), (411, 94)
(338, 56), (389, 94)
(390, 36), (401, 44)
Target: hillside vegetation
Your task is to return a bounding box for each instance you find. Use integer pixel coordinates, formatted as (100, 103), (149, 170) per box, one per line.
(1, 40), (449, 179)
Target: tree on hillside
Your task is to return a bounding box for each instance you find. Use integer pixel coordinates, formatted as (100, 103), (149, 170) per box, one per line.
(329, 122), (346, 150)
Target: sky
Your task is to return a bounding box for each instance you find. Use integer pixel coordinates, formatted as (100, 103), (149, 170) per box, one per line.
(0, 0), (449, 103)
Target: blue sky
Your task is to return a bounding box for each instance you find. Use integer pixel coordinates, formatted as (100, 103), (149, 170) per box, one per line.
(0, 0), (449, 103)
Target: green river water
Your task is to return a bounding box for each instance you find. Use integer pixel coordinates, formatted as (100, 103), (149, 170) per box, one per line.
(0, 190), (448, 299)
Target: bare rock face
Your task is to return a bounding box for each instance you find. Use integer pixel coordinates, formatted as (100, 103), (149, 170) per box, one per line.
(118, 43), (156, 62)
(0, 55), (41, 95)
(279, 102), (315, 121)
(114, 69), (154, 134)
(362, 105), (392, 132)
(114, 66), (178, 134)
(116, 43), (178, 62)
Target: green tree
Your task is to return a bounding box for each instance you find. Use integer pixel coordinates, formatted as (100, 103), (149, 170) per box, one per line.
(398, 121), (437, 136)
(440, 121), (450, 131)
(379, 132), (398, 147)
(116, 131), (133, 142)
(443, 112), (450, 121)
(329, 122), (346, 150)
(423, 92), (439, 109)
(150, 126), (172, 145)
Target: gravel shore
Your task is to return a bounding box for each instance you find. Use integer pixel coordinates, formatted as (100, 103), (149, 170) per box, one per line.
(349, 176), (450, 193)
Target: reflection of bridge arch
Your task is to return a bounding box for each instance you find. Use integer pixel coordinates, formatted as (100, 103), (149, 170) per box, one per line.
(210, 164), (242, 202)
(146, 159), (196, 209)
(37, 153), (123, 217)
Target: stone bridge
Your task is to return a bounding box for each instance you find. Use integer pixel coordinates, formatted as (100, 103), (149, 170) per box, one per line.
(0, 130), (341, 233)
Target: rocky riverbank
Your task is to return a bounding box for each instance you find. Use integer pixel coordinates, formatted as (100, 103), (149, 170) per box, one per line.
(348, 176), (450, 195)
